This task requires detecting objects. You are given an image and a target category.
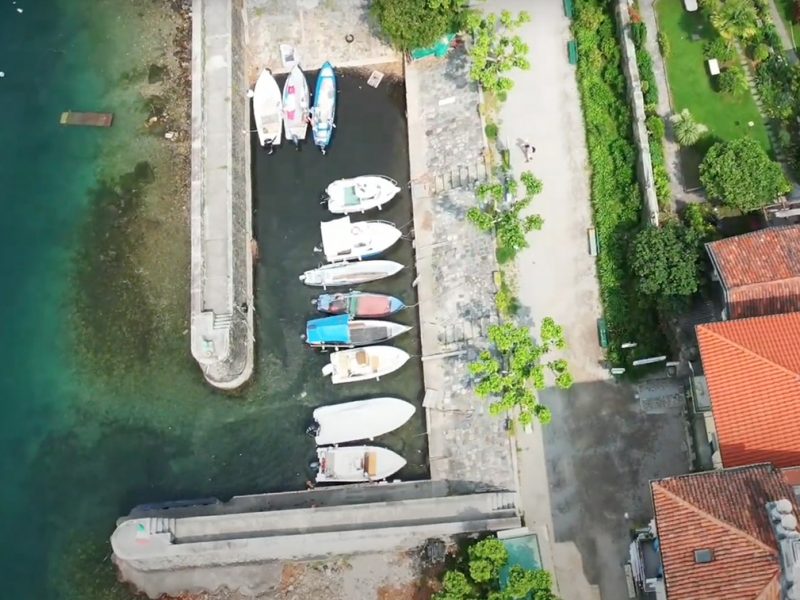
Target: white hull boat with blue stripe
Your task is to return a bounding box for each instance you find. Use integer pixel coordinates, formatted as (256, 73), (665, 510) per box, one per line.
(316, 215), (402, 262)
(325, 175), (401, 214)
(311, 61), (336, 154)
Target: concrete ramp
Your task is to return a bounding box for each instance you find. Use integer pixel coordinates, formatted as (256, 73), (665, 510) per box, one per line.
(112, 490), (520, 572)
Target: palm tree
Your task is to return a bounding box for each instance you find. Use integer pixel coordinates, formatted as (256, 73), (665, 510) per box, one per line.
(671, 109), (709, 146)
(710, 0), (759, 41)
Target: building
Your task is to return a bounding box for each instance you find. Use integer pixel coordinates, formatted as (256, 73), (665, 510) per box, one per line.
(694, 312), (800, 469)
(648, 464), (800, 599)
(706, 225), (800, 320)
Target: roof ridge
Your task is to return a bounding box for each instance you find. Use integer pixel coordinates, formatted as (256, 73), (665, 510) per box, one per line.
(655, 484), (779, 557)
(731, 274), (800, 290)
(698, 322), (800, 378)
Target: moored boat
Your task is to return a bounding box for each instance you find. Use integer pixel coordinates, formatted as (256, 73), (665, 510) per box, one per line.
(314, 291), (406, 318)
(299, 260), (403, 288)
(315, 445), (406, 483)
(308, 397), (416, 445)
(311, 61), (336, 154)
(316, 216), (401, 263)
(322, 346), (411, 384)
(304, 314), (411, 349)
(325, 175), (401, 214)
(282, 64), (310, 147)
(252, 68), (282, 150)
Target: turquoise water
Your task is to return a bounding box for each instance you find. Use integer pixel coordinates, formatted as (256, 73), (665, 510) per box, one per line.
(499, 535), (543, 589)
(0, 2), (425, 597)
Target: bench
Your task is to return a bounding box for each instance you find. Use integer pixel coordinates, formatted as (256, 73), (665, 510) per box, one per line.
(587, 227), (598, 256)
(568, 40), (578, 65)
(564, 0), (574, 18)
(707, 58), (720, 76)
(597, 318), (609, 349)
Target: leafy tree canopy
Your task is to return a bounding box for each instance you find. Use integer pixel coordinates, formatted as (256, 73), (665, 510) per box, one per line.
(466, 10), (531, 93)
(699, 137), (790, 211)
(631, 221), (701, 297)
(371, 0), (469, 51)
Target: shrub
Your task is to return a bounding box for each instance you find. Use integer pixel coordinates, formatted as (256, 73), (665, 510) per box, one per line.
(631, 222), (701, 297)
(719, 65), (748, 96)
(795, 0), (800, 24)
(752, 42), (770, 62)
(371, 0), (468, 51)
(657, 31), (671, 58)
(484, 122), (498, 140)
(654, 165), (671, 208)
(631, 21), (646, 48)
(671, 108), (708, 146)
(703, 38), (735, 63)
(646, 114), (665, 141)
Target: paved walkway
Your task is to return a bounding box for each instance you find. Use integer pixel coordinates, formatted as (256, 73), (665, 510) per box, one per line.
(483, 0), (691, 597)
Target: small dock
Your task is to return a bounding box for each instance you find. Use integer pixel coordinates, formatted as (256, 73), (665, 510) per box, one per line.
(59, 111), (113, 127)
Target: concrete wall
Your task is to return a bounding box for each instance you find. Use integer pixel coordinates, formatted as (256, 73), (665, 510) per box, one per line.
(615, 0), (659, 227)
(189, 0), (254, 389)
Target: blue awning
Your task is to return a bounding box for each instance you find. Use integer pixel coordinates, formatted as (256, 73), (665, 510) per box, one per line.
(306, 314), (351, 345)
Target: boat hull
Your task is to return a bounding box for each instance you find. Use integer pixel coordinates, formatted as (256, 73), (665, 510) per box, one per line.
(299, 260), (403, 288)
(312, 397), (415, 445)
(305, 316), (411, 349)
(319, 217), (402, 263)
(315, 445), (406, 483)
(282, 65), (309, 145)
(312, 62), (336, 153)
(315, 292), (406, 318)
(252, 68), (282, 148)
(321, 346), (410, 384)
(326, 176), (401, 214)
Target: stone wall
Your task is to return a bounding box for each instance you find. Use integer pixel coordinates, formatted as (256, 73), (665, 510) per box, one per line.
(189, 0), (254, 389)
(615, 0), (659, 227)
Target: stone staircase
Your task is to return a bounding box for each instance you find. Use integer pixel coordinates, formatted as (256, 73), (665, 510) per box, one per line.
(213, 312), (233, 330)
(438, 315), (496, 349)
(429, 158), (491, 195)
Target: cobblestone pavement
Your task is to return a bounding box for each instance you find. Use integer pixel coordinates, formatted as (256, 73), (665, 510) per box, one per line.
(246, 0), (399, 78)
(406, 49), (516, 492)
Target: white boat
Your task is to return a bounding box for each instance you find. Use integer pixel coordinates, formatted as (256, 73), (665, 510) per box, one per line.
(315, 445), (407, 483)
(252, 68), (282, 149)
(282, 64), (310, 146)
(316, 216), (402, 262)
(321, 345), (410, 384)
(309, 397), (416, 445)
(299, 260), (403, 288)
(325, 176), (401, 214)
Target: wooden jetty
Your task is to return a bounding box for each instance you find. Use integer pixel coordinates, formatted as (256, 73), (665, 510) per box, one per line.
(59, 111), (113, 128)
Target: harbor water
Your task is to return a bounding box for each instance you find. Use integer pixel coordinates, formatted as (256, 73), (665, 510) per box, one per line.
(0, 1), (425, 596)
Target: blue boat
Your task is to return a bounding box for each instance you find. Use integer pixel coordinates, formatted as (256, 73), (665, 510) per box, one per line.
(311, 61), (336, 154)
(304, 314), (411, 349)
(315, 291), (406, 318)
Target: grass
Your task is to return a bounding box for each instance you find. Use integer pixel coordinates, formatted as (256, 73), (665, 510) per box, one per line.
(655, 0), (772, 152)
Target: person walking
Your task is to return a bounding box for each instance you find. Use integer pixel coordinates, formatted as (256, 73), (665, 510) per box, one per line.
(522, 140), (536, 162)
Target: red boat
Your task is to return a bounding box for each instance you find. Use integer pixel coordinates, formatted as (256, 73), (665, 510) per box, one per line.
(314, 291), (406, 318)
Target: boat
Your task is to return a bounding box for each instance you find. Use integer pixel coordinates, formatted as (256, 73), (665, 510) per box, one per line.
(325, 176), (401, 214)
(299, 260), (403, 288)
(316, 216), (402, 262)
(282, 64), (310, 147)
(304, 314), (411, 349)
(314, 291), (406, 318)
(311, 61), (336, 154)
(308, 397), (416, 445)
(322, 346), (411, 384)
(252, 68), (282, 150)
(314, 445), (407, 483)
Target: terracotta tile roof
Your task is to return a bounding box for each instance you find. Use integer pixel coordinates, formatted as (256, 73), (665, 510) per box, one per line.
(696, 312), (800, 469)
(651, 464), (797, 599)
(706, 225), (800, 319)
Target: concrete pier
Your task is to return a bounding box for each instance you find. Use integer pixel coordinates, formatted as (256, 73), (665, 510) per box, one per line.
(189, 0), (254, 389)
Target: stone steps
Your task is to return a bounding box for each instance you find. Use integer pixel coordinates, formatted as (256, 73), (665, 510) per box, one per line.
(213, 312), (233, 329)
(431, 158), (490, 194)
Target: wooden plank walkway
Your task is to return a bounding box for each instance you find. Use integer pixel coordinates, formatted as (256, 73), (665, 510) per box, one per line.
(59, 111), (113, 127)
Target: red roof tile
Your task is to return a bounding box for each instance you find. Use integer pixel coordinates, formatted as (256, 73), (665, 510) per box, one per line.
(706, 226), (800, 319)
(696, 312), (800, 469)
(651, 464), (796, 600)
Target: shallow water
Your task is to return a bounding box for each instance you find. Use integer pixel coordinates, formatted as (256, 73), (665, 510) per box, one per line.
(0, 2), (425, 596)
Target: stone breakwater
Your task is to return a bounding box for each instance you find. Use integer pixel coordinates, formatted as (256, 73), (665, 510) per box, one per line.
(189, 0), (254, 389)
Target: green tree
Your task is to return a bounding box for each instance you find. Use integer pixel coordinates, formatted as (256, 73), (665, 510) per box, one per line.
(710, 0), (759, 41)
(505, 566), (558, 600)
(469, 320), (571, 426)
(670, 109), (708, 146)
(719, 65), (748, 96)
(371, 0), (468, 51)
(703, 37), (735, 62)
(631, 222), (701, 297)
(700, 137), (790, 210)
(468, 538), (509, 584)
(436, 570), (476, 600)
(467, 10), (531, 94)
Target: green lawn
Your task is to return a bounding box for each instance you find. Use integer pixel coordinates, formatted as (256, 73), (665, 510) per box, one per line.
(655, 0), (772, 153)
